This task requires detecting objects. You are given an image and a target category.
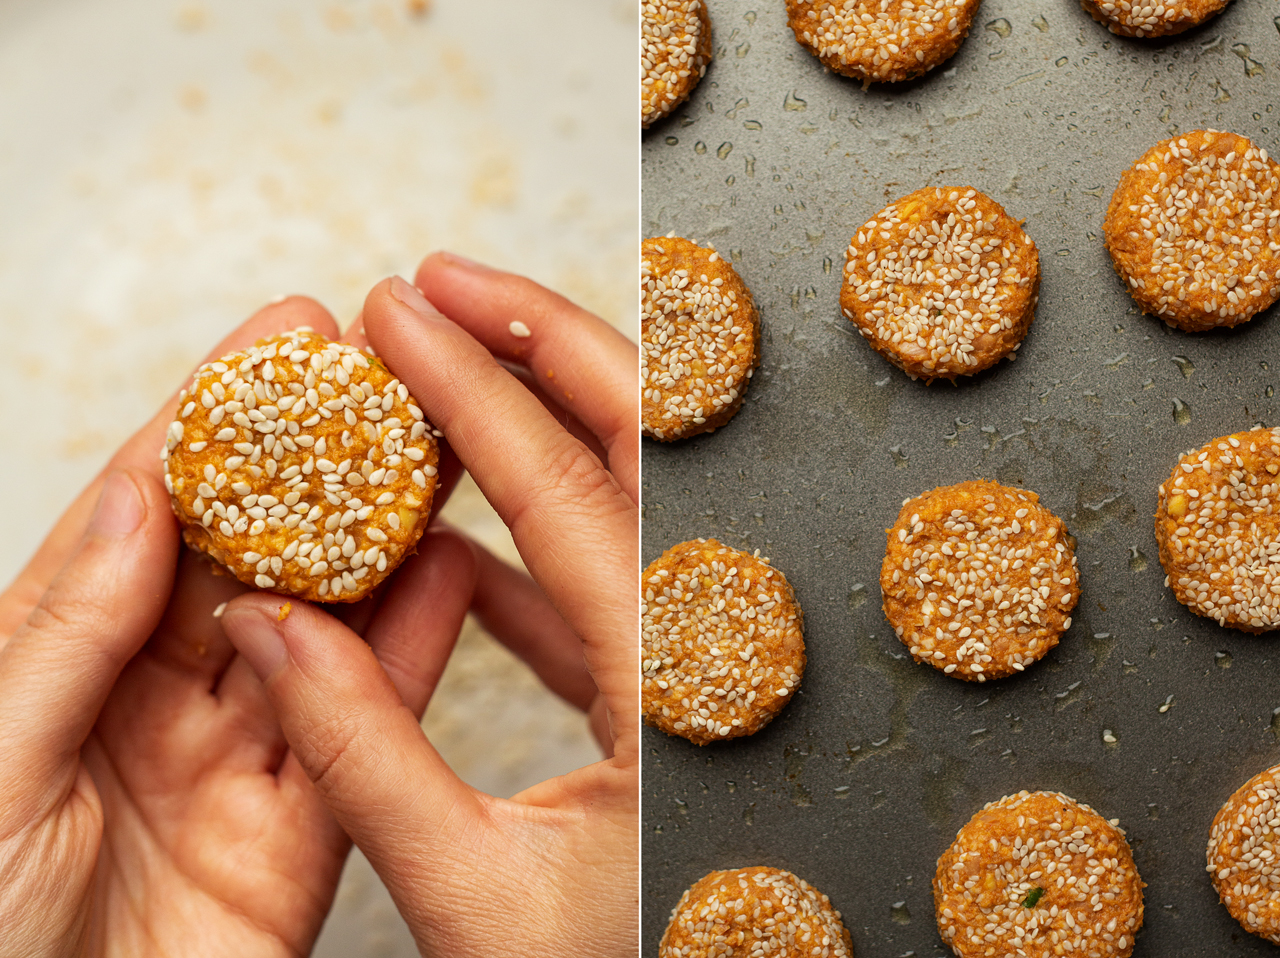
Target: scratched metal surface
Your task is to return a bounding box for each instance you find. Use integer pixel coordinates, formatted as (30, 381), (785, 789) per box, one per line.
(641, 0), (1280, 953)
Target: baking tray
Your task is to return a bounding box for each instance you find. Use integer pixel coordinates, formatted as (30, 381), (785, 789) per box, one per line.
(641, 0), (1280, 953)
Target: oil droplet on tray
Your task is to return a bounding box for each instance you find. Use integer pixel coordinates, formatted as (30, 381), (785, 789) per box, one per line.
(1172, 398), (1192, 425)
(716, 142), (733, 159)
(1267, 385), (1275, 398)
(891, 902), (911, 925)
(1215, 651), (1232, 669)
(985, 17), (1012, 37)
(1128, 547), (1148, 572)
(1233, 43), (1266, 77)
(890, 444), (909, 468)
(1032, 14), (1048, 31)
(783, 91), (808, 111)
(1171, 355), (1194, 379)
(848, 583), (868, 610)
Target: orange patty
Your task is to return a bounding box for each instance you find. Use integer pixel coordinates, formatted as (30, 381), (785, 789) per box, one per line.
(1155, 427), (1280, 632)
(786, 0), (980, 84)
(842, 187), (1039, 383)
(163, 330), (439, 603)
(661, 866), (853, 958)
(642, 236), (760, 441)
(641, 539), (804, 745)
(935, 791), (1144, 958)
(1208, 762), (1280, 943)
(642, 0), (712, 129)
(1081, 0), (1229, 37)
(882, 481), (1078, 681)
(1104, 130), (1280, 332)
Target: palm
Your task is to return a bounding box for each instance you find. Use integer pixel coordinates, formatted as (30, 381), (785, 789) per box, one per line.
(17, 550), (349, 958)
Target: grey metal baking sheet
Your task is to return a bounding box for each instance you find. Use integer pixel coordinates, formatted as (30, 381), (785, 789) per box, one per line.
(641, 0), (1280, 954)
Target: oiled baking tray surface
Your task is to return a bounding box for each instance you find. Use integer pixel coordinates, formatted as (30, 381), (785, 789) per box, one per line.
(641, 0), (1280, 953)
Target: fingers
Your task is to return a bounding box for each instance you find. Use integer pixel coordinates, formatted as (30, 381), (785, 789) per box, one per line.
(464, 535), (597, 713)
(0, 297), (341, 640)
(415, 253), (639, 504)
(219, 580), (483, 903)
(363, 276), (638, 763)
(362, 528), (477, 715)
(143, 547), (249, 685)
(0, 470), (179, 819)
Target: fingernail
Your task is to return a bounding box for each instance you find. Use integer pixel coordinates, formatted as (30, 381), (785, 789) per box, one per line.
(439, 251), (489, 271)
(388, 275), (443, 319)
(224, 608), (289, 681)
(89, 472), (144, 538)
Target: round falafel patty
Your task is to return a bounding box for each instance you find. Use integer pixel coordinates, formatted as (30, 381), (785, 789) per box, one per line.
(935, 791), (1144, 958)
(842, 187), (1040, 383)
(1155, 427), (1280, 632)
(1208, 762), (1280, 944)
(642, 236), (761, 441)
(786, 0), (981, 84)
(642, 0), (712, 128)
(882, 480), (1079, 682)
(641, 538), (804, 745)
(661, 866), (853, 958)
(162, 329), (439, 603)
(1104, 129), (1280, 332)
(1081, 0), (1229, 37)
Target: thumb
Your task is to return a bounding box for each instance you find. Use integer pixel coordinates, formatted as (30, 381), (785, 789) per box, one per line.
(0, 470), (179, 818)
(220, 592), (486, 916)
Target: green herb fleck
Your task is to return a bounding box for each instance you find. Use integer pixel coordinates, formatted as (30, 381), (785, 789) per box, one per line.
(1022, 886), (1044, 908)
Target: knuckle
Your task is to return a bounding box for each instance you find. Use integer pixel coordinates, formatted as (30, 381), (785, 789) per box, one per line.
(512, 440), (628, 538)
(295, 712), (361, 798)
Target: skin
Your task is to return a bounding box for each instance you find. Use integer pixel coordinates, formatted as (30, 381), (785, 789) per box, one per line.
(0, 253), (639, 957)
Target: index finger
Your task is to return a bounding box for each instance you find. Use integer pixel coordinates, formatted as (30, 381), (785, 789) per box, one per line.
(0, 297), (341, 637)
(361, 277), (639, 757)
(415, 253), (638, 504)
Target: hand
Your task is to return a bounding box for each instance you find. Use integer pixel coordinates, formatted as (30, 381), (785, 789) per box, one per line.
(0, 299), (389, 957)
(219, 254), (639, 957)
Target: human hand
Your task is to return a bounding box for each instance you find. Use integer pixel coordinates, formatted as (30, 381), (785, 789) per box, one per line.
(0, 298), (434, 957)
(219, 254), (639, 957)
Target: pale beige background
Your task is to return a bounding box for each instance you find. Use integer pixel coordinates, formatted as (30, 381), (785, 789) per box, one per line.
(0, 0), (636, 953)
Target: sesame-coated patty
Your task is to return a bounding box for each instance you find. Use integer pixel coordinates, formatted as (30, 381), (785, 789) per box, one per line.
(881, 480), (1079, 682)
(163, 329), (439, 603)
(1155, 427), (1280, 632)
(660, 866), (853, 958)
(1104, 130), (1280, 332)
(642, 0), (712, 129)
(786, 0), (980, 84)
(935, 791), (1144, 958)
(842, 187), (1039, 383)
(1208, 762), (1280, 943)
(642, 236), (760, 441)
(1081, 0), (1229, 37)
(641, 539), (804, 745)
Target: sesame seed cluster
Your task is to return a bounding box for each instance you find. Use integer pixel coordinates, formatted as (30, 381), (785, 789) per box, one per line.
(1208, 763), (1280, 943)
(163, 329), (440, 603)
(1080, 0), (1230, 37)
(642, 0), (712, 129)
(1154, 427), (1280, 632)
(660, 866), (853, 958)
(881, 481), (1079, 682)
(785, 0), (981, 84)
(642, 539), (804, 745)
(934, 791), (1144, 958)
(643, 236), (760, 442)
(1104, 130), (1280, 332)
(842, 187), (1040, 383)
